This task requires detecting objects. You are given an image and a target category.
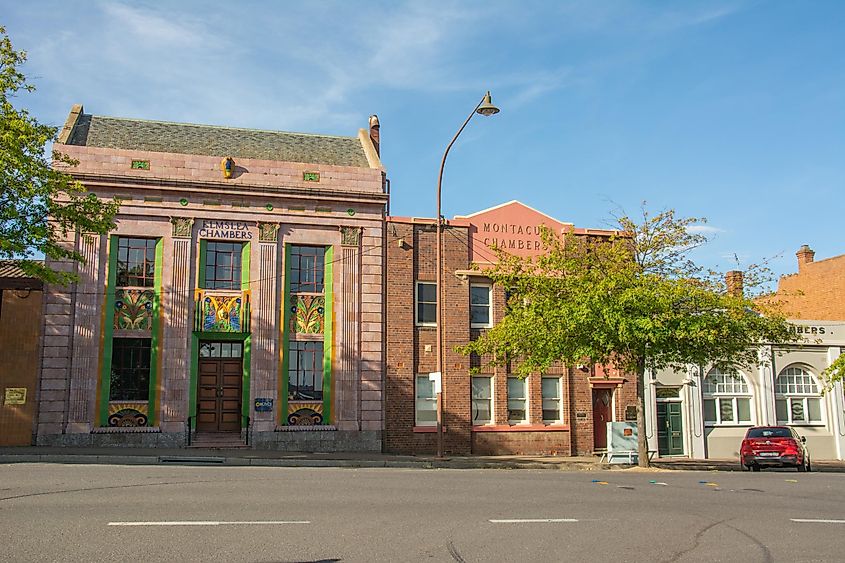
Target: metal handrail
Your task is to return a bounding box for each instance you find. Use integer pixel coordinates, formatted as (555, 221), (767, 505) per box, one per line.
(243, 415), (251, 446)
(186, 416), (193, 446)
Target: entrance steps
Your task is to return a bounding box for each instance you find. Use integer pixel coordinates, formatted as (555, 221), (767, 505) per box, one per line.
(188, 432), (248, 449)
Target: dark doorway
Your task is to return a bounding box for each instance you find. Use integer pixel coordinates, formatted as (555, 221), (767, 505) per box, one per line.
(197, 341), (243, 432)
(592, 388), (612, 450)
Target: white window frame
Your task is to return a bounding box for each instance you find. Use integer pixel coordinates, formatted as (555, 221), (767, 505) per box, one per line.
(415, 374), (437, 426)
(507, 376), (528, 424)
(415, 281), (436, 327)
(471, 376), (493, 426)
(470, 284), (493, 328)
(541, 376), (563, 423)
(775, 366), (824, 426)
(702, 369), (754, 427)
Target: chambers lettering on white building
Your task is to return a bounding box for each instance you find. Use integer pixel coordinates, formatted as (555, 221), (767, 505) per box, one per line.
(198, 220), (253, 240)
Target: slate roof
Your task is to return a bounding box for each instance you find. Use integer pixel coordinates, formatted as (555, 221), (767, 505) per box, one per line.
(0, 261), (33, 278)
(66, 114), (371, 168)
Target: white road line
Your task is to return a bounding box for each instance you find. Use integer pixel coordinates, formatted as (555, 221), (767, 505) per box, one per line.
(489, 519), (579, 523)
(107, 521), (310, 527)
(791, 519), (845, 524)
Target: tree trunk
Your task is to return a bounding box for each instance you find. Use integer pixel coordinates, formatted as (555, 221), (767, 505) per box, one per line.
(636, 358), (649, 468)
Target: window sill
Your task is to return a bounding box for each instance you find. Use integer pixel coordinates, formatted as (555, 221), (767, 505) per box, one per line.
(473, 424), (570, 432)
(413, 426), (438, 433)
(415, 324), (437, 329)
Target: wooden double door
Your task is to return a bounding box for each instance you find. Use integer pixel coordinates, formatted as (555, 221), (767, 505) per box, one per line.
(656, 401), (684, 456)
(197, 341), (243, 432)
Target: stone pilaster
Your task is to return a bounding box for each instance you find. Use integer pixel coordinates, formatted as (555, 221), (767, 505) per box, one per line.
(335, 226), (363, 430)
(253, 226), (278, 430)
(66, 233), (102, 432)
(161, 230), (192, 429)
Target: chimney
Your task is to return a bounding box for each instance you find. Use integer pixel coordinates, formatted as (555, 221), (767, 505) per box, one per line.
(368, 114), (380, 156)
(726, 270), (744, 297)
(796, 245), (815, 271)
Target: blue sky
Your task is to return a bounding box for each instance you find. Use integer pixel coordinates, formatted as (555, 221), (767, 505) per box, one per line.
(4, 1), (844, 280)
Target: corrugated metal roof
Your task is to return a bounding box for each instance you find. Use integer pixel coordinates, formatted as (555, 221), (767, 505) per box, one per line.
(66, 114), (370, 168)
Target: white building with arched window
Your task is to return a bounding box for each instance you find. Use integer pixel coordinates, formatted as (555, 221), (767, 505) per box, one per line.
(645, 320), (845, 460)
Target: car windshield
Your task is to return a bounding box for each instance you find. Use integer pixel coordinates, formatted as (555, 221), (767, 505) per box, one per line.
(747, 427), (791, 438)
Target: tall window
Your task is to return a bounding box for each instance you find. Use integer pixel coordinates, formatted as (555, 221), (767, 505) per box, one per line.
(702, 369), (753, 426)
(288, 341), (324, 401)
(109, 338), (151, 401)
(415, 375), (437, 426)
(416, 282), (436, 326)
(776, 367), (823, 425)
(507, 377), (528, 423)
(542, 377), (562, 423)
(472, 376), (493, 425)
(117, 238), (157, 287)
(205, 242), (243, 290)
(470, 284), (492, 328)
(290, 246), (326, 293)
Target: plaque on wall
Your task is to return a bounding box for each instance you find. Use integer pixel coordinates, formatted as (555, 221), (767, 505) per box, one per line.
(254, 398), (274, 412)
(625, 405), (637, 421)
(4, 387), (26, 405)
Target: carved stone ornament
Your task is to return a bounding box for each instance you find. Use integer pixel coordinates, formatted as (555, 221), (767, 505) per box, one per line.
(339, 226), (362, 247)
(258, 222), (280, 243)
(170, 217), (194, 238)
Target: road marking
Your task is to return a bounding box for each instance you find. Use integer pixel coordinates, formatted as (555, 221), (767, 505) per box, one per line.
(489, 519), (578, 523)
(791, 519), (845, 524)
(108, 520), (310, 527)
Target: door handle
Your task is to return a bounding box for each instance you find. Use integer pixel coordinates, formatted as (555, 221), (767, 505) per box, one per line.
(217, 388), (223, 397)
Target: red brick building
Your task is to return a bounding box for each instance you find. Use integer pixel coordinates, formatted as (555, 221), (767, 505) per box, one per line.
(384, 201), (638, 456)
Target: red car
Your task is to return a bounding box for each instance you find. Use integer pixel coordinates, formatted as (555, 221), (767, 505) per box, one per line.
(740, 426), (811, 472)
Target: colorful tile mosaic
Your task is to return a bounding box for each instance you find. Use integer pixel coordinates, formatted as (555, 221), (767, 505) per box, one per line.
(289, 295), (325, 334)
(287, 402), (324, 426)
(114, 289), (154, 330)
(107, 402), (149, 427)
(196, 291), (250, 333)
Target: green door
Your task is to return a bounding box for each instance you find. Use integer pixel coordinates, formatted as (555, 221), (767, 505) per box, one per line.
(656, 402), (684, 456)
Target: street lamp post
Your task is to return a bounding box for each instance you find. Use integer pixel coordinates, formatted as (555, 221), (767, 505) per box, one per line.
(435, 91), (499, 458)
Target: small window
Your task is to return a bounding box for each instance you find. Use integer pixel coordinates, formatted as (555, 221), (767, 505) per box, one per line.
(470, 284), (492, 328)
(471, 376), (493, 425)
(415, 375), (437, 426)
(416, 282), (437, 326)
(507, 377), (528, 423)
(702, 369), (753, 426)
(775, 366), (823, 425)
(288, 341), (323, 401)
(542, 377), (562, 423)
(205, 242), (243, 290)
(290, 246), (326, 293)
(109, 338), (151, 401)
(116, 238), (157, 287)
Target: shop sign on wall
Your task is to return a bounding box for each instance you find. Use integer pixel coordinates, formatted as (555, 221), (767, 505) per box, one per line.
(4, 387), (26, 405)
(254, 398), (274, 412)
(198, 220), (253, 240)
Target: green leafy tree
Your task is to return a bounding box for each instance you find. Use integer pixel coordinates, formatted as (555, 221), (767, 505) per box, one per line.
(463, 206), (797, 466)
(822, 354), (845, 388)
(0, 26), (117, 284)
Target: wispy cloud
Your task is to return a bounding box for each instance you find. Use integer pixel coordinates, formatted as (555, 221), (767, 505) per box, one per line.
(688, 225), (726, 234)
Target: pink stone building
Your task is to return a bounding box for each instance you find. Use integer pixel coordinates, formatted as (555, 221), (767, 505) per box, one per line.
(38, 105), (387, 450)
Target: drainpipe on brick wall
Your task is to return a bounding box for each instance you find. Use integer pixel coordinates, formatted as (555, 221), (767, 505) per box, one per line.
(381, 179), (389, 452)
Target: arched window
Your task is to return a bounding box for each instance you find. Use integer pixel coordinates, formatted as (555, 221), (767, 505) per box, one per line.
(775, 366), (823, 425)
(702, 368), (753, 426)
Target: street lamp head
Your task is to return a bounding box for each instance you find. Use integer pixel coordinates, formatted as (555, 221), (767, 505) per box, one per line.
(476, 91), (500, 116)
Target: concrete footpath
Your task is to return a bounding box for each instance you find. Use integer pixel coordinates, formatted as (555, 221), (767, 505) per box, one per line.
(2, 446), (845, 471)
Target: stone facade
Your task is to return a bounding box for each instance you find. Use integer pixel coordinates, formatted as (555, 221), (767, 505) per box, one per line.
(384, 202), (638, 456)
(37, 105), (387, 450)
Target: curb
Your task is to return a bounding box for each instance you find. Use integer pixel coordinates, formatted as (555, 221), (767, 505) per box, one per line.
(0, 454), (604, 471)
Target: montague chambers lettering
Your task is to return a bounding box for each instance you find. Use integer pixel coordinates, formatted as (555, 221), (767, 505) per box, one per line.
(482, 222), (544, 251)
(198, 220), (253, 240)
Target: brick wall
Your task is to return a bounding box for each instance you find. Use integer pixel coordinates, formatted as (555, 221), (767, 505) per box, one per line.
(385, 219), (637, 456)
(767, 247), (845, 320)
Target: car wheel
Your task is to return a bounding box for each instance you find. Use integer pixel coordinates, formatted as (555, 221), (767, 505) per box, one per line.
(741, 461), (750, 472)
(751, 464), (761, 472)
(806, 456), (812, 473)
(797, 460), (806, 472)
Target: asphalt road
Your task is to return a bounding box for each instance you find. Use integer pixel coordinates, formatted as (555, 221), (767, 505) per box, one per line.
(1, 464), (843, 562)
